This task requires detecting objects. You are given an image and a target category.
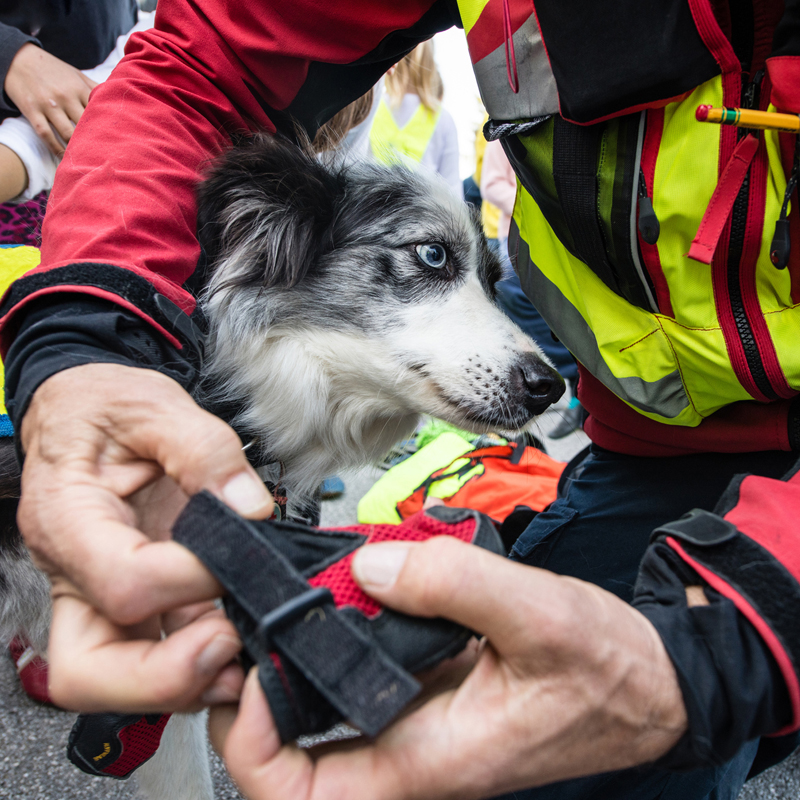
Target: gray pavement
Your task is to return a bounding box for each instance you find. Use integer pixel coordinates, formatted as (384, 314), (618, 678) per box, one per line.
(1, 409), (797, 798)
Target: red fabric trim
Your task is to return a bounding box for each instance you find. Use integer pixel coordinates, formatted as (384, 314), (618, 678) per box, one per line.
(467, 0), (531, 64)
(578, 367), (791, 457)
(102, 714), (170, 778)
(723, 473), (800, 581)
(688, 134), (760, 264)
(309, 511), (477, 619)
(639, 108), (673, 316)
(559, 92), (694, 127)
(737, 131), (795, 399)
(686, 0), (740, 75)
(22, 260), (198, 315)
(0, 286), (182, 352)
(767, 57), (800, 114)
(710, 162), (767, 401)
(686, 0), (767, 402)
(665, 537), (800, 735)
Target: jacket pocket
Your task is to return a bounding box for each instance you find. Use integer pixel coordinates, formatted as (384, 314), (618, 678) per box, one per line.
(510, 502), (579, 566)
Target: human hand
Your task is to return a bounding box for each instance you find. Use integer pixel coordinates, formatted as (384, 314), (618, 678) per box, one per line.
(19, 363), (274, 711)
(4, 43), (98, 155)
(211, 537), (687, 800)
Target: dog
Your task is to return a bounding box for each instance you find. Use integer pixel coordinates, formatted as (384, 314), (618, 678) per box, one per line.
(0, 134), (563, 799)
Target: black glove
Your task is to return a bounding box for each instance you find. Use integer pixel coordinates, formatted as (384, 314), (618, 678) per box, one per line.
(633, 460), (800, 769)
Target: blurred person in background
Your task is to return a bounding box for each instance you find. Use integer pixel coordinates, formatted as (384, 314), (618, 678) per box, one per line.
(0, 0), (138, 244)
(369, 41), (462, 198)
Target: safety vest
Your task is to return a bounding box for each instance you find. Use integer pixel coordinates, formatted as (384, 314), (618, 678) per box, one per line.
(369, 97), (441, 168)
(0, 245), (41, 425)
(457, 0), (800, 428)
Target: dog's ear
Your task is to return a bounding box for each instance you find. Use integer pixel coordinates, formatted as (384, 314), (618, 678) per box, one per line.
(197, 134), (344, 289)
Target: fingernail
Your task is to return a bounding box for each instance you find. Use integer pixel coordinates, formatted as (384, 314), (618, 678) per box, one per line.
(201, 683), (241, 706)
(222, 472), (272, 516)
(197, 634), (241, 677)
(352, 544), (410, 589)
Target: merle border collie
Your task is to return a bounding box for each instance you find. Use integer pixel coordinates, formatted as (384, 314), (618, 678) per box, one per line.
(0, 135), (562, 799)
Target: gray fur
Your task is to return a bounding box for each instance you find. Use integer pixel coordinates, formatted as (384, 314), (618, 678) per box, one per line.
(199, 136), (563, 496)
(0, 137), (563, 800)
(0, 542), (51, 654)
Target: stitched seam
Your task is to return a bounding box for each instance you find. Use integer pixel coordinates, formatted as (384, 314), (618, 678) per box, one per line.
(655, 315), (700, 414)
(619, 329), (659, 351)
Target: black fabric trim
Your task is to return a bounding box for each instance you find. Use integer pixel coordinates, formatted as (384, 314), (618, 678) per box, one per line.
(771, 0), (800, 59)
(664, 532), (800, 685)
(0, 263), (207, 352)
(635, 542), (791, 769)
(256, 0), (460, 141)
(531, 0), (721, 123)
(652, 508), (740, 546)
(787, 396), (800, 451)
(712, 473), (747, 518)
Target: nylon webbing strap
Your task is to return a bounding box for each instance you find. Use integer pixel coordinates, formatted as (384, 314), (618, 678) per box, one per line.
(552, 117), (619, 293)
(173, 492), (420, 738)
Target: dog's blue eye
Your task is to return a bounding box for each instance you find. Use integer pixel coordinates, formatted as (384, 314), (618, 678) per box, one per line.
(415, 243), (447, 269)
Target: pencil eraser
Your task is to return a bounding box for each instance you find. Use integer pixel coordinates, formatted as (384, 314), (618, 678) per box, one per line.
(696, 105), (710, 121)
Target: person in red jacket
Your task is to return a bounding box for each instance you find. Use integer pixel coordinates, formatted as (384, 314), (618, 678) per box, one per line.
(2, 2), (800, 799)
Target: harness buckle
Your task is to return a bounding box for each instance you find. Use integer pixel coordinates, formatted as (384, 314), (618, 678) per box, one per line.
(256, 586), (334, 649)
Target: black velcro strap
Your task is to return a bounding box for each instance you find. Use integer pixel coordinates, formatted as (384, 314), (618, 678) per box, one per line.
(651, 508), (740, 547)
(172, 492), (420, 739)
(659, 529), (800, 680)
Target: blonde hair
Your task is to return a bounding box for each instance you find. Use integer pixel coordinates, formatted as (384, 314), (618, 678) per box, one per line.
(384, 41), (443, 113)
(312, 87), (376, 153)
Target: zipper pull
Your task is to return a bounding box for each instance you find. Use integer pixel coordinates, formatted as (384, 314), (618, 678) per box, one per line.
(742, 69), (764, 110)
(771, 133), (800, 269)
(637, 169), (660, 245)
(771, 218), (791, 268)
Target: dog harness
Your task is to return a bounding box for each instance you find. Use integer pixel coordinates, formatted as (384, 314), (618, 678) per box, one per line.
(173, 491), (504, 741)
(67, 494), (504, 776)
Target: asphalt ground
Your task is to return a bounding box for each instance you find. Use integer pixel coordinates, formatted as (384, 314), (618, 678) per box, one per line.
(1, 407), (798, 798)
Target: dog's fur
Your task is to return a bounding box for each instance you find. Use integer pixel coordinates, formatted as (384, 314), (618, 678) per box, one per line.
(0, 135), (562, 799)
(197, 135), (562, 497)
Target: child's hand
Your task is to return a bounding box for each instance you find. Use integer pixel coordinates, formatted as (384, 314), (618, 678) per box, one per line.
(5, 43), (98, 155)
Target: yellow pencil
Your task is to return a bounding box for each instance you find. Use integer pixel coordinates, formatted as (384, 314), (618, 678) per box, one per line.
(696, 104), (800, 132)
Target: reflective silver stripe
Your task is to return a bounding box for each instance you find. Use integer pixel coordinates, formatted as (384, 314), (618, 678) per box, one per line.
(629, 111), (659, 313)
(511, 225), (690, 419)
(473, 13), (558, 122)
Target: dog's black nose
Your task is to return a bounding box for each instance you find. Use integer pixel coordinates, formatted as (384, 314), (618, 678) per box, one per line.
(513, 353), (565, 415)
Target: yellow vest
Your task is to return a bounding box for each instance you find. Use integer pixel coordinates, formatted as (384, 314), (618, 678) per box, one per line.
(369, 98), (441, 168)
(473, 122), (500, 239)
(0, 245), (41, 419)
(456, 0), (800, 428)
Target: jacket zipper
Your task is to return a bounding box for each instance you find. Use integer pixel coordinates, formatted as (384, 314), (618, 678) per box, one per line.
(725, 69), (779, 400)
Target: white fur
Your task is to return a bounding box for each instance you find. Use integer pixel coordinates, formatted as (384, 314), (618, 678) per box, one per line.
(0, 141), (563, 800)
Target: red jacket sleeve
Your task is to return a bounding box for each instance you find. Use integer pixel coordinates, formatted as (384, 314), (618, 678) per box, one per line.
(0, 0), (451, 350)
